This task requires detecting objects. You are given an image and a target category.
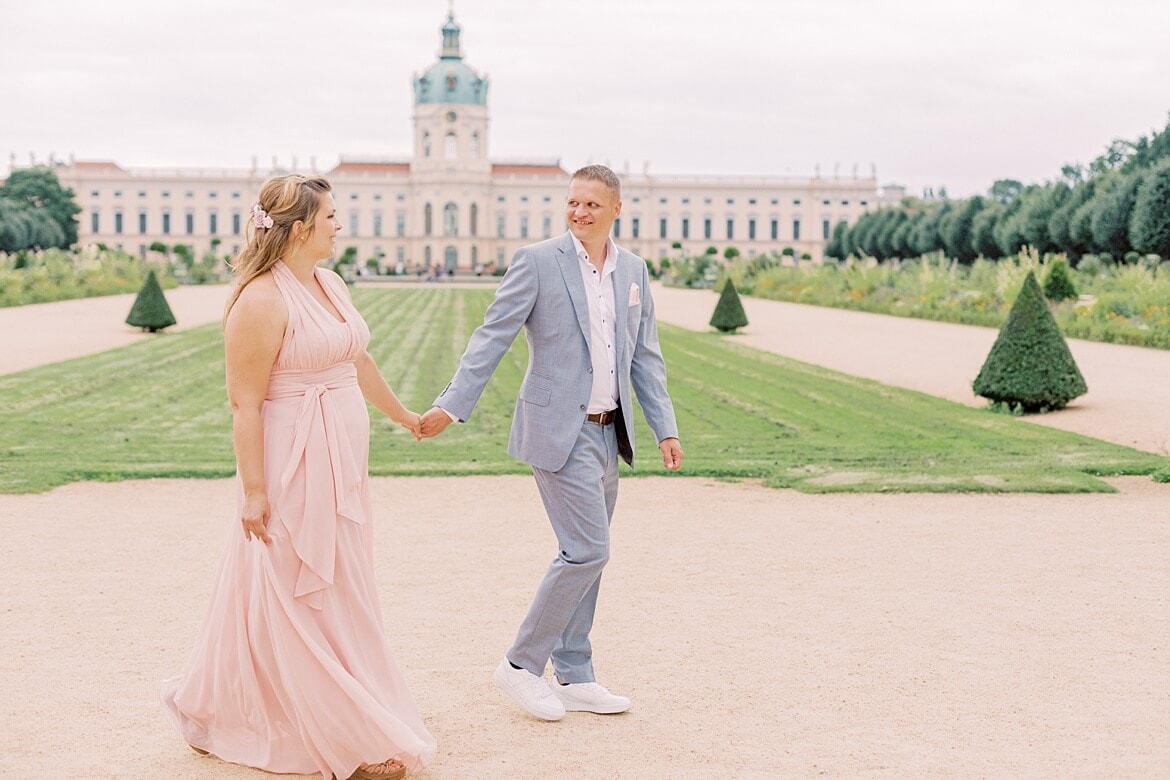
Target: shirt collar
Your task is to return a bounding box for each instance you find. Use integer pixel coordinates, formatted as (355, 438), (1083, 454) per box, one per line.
(570, 232), (618, 271)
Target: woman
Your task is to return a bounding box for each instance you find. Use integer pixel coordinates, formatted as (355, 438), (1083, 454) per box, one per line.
(161, 174), (435, 780)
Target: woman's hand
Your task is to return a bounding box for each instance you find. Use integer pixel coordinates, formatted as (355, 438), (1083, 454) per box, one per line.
(241, 492), (272, 544)
(401, 410), (423, 441)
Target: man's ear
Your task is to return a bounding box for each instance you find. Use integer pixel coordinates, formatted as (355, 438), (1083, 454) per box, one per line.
(613, 200), (623, 219)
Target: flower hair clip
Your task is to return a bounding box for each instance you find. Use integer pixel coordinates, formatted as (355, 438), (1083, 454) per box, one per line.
(251, 203), (274, 230)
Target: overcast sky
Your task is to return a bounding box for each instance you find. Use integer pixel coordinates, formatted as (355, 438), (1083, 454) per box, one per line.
(3, 0), (1168, 197)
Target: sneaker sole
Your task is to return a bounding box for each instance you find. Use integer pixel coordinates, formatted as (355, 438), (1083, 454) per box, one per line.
(492, 665), (565, 721)
(557, 700), (631, 714)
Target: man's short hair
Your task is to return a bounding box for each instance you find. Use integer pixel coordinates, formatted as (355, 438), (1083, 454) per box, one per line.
(571, 164), (622, 199)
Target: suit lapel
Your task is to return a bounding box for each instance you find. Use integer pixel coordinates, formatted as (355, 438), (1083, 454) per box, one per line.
(613, 250), (630, 369)
(555, 232), (593, 349)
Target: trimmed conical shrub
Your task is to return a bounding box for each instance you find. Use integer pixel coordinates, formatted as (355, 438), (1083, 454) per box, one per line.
(710, 278), (749, 333)
(973, 271), (1086, 412)
(1042, 259), (1077, 302)
(125, 269), (177, 332)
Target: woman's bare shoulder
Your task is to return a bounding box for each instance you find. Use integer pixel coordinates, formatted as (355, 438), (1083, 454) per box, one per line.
(228, 272), (286, 327)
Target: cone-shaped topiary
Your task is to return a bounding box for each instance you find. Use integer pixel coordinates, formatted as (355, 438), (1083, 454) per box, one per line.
(710, 278), (749, 333)
(1042, 258), (1078, 302)
(973, 270), (1086, 412)
(125, 269), (177, 332)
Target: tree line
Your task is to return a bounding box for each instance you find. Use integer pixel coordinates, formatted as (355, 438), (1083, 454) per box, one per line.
(0, 168), (81, 253)
(825, 114), (1170, 265)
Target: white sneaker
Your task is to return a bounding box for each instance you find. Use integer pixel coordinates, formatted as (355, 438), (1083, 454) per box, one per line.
(492, 658), (565, 721)
(552, 681), (631, 714)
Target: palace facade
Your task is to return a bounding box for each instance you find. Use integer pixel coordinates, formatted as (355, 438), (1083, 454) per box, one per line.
(34, 13), (898, 270)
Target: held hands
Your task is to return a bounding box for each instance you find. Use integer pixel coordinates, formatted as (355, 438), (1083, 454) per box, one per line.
(418, 407), (455, 439)
(241, 492), (272, 544)
(659, 437), (684, 471)
(399, 410), (423, 441)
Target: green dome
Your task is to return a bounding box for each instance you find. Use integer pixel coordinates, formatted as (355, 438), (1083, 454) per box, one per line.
(413, 13), (489, 106)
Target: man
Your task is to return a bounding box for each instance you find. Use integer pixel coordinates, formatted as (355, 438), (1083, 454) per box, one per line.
(419, 164), (683, 721)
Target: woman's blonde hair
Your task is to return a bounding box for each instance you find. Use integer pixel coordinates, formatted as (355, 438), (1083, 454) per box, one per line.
(223, 174), (332, 320)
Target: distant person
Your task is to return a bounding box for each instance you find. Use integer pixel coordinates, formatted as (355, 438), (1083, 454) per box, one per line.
(161, 174), (434, 780)
(419, 164), (683, 721)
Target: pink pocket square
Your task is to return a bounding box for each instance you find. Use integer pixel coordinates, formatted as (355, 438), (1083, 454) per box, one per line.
(628, 283), (640, 306)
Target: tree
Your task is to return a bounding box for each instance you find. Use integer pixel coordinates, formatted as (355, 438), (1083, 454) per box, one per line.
(972, 271), (1087, 412)
(969, 202), (1003, 259)
(942, 196), (984, 264)
(1042, 259), (1078, 302)
(876, 210), (908, 260)
(988, 178), (1024, 204)
(1048, 179), (1096, 258)
(1090, 171), (1144, 258)
(723, 246), (740, 260)
(709, 278), (748, 333)
(824, 220), (848, 259)
(125, 270), (177, 332)
(911, 202), (950, 256)
(0, 167), (81, 246)
(1129, 157), (1170, 258)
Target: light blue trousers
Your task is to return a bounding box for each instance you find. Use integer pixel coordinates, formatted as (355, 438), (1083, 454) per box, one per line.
(507, 420), (619, 683)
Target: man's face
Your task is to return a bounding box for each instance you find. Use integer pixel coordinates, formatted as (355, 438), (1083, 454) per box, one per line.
(565, 177), (622, 246)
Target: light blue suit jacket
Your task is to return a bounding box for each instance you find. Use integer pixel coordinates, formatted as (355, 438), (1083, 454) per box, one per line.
(435, 231), (678, 472)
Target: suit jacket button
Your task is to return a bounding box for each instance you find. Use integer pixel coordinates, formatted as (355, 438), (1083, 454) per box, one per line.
(588, 368), (593, 373)
(579, 404), (586, 411)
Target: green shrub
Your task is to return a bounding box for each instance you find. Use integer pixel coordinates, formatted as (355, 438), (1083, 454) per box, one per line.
(710, 279), (749, 333)
(972, 271), (1087, 412)
(125, 270), (177, 332)
(1042, 258), (1078, 301)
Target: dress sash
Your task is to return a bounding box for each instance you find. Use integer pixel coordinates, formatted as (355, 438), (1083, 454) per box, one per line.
(267, 363), (362, 610)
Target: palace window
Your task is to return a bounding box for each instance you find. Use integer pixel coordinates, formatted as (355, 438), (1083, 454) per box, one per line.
(209, 210), (218, 235)
(748, 218), (756, 240)
(703, 218), (712, 240)
(232, 210), (240, 236)
(793, 219), (801, 240)
(396, 211), (406, 237)
(114, 209), (123, 234)
(659, 217), (667, 239)
(444, 133), (457, 159)
(726, 218), (734, 240)
(424, 203), (433, 236)
(631, 217), (640, 239)
(162, 210), (171, 235)
(681, 217), (689, 239)
(373, 211), (383, 237)
(444, 203), (458, 236)
(520, 214), (529, 239)
(470, 203), (478, 237)
(138, 210), (147, 235)
(496, 213), (505, 238)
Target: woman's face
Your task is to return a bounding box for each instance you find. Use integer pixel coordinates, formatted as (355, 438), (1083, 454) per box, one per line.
(302, 192), (340, 260)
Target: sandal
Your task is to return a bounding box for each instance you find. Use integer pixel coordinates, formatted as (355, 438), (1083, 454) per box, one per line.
(348, 757), (407, 780)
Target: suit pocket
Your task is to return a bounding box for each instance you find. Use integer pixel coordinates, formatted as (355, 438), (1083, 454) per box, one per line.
(519, 373), (552, 407)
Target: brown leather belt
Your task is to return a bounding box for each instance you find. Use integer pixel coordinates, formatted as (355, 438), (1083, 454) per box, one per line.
(585, 409), (617, 425)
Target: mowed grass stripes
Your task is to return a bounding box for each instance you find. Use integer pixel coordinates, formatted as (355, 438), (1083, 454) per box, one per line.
(0, 287), (1163, 494)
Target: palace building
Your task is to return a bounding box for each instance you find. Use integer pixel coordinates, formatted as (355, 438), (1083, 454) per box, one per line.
(37, 12), (895, 271)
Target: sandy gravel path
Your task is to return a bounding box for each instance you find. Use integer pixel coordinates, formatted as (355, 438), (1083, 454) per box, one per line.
(1, 281), (1167, 778)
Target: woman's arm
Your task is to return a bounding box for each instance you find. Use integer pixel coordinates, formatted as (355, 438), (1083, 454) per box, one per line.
(223, 275), (287, 543)
(356, 352), (421, 439)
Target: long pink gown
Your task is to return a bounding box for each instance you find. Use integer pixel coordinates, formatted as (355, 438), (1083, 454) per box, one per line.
(161, 262), (436, 779)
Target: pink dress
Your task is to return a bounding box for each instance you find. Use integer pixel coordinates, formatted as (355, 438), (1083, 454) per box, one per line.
(161, 262), (436, 779)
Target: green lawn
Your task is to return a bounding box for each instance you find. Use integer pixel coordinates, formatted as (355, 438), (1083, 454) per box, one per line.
(0, 288), (1163, 494)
